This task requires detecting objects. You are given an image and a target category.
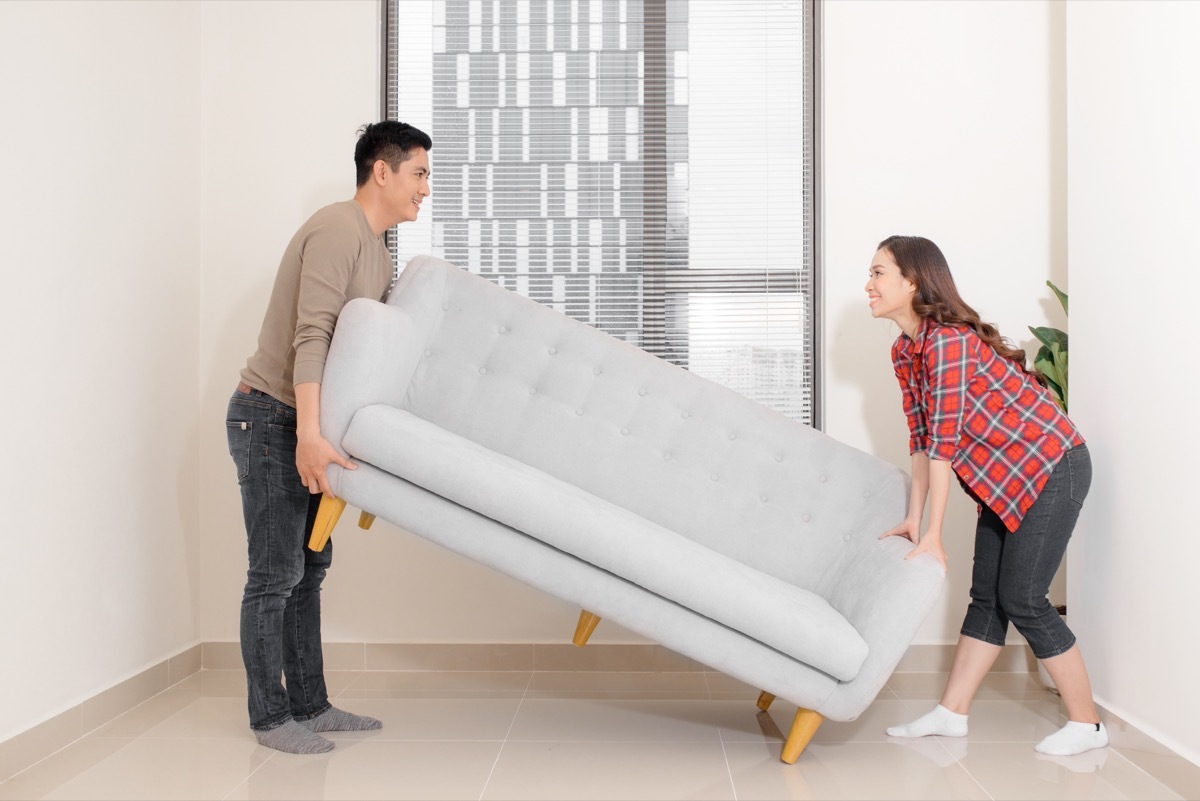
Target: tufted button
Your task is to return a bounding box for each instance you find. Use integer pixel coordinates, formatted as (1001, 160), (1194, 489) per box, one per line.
(843, 533), (852, 542)
(819, 474), (827, 483)
(775, 454), (784, 463)
(529, 387), (537, 395)
(478, 367), (487, 375)
(862, 490), (871, 498)
(620, 428), (629, 435)
(728, 433), (737, 441)
(498, 325), (507, 333)
(638, 388), (647, 396)
(759, 494), (768, 502)
(442, 302), (450, 310)
(424, 349), (432, 357)
(710, 473), (718, 482)
(576, 408), (584, 416)
(662, 450), (671, 461)
(802, 513), (811, 522)
(549, 347), (557, 355)
(593, 367), (602, 375)
(681, 411), (690, 419)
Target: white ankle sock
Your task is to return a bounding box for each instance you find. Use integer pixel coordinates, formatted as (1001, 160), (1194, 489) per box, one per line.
(1035, 720), (1108, 756)
(886, 704), (968, 738)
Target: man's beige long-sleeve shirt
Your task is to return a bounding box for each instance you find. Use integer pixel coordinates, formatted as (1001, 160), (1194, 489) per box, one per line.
(240, 200), (392, 408)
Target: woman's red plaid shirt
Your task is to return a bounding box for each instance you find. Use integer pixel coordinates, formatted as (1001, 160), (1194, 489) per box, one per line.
(891, 318), (1084, 533)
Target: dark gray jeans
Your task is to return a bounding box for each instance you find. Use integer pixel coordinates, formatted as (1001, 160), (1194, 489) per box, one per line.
(961, 444), (1091, 660)
(226, 384), (333, 731)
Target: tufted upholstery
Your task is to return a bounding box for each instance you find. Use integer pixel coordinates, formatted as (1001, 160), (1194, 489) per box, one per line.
(318, 255), (944, 734)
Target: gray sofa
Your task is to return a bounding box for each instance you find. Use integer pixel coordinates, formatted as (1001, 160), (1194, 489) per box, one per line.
(310, 255), (944, 762)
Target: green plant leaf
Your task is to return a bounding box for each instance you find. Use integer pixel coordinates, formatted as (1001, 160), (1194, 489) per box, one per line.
(1028, 325), (1068, 352)
(1047, 280), (1068, 314)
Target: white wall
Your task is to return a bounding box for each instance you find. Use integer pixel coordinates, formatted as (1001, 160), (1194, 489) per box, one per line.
(822, 0), (1065, 644)
(0, 0), (202, 740)
(195, 0), (596, 646)
(1065, 0), (1200, 765)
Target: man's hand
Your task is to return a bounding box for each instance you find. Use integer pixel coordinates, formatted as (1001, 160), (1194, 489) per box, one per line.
(296, 431), (356, 496)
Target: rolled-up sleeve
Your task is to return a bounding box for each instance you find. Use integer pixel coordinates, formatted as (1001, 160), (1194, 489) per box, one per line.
(924, 327), (971, 462)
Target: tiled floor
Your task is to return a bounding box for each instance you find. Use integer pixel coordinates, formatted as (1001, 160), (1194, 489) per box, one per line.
(1, 668), (1196, 800)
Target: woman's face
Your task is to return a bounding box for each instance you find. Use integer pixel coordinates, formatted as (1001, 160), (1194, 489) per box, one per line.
(865, 248), (917, 323)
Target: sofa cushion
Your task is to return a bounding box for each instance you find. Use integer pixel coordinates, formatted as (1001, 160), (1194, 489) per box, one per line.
(342, 405), (870, 681)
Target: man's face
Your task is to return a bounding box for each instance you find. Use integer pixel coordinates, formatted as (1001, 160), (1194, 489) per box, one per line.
(384, 148), (430, 225)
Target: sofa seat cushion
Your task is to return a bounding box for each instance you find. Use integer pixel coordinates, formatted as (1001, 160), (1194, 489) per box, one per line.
(342, 405), (869, 681)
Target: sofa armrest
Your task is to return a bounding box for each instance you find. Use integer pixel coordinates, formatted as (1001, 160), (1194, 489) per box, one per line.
(319, 298), (424, 466)
(827, 533), (945, 675)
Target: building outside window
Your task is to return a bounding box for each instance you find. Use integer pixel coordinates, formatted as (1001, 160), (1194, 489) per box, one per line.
(387, 0), (819, 425)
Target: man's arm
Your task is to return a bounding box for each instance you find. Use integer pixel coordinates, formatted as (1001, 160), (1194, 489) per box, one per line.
(294, 381), (356, 496)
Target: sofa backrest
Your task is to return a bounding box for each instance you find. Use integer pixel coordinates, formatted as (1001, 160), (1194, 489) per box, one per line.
(384, 256), (907, 593)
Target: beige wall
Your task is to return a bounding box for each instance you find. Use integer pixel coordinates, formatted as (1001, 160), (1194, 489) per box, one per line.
(1064, 0), (1200, 766)
(0, 0), (202, 741)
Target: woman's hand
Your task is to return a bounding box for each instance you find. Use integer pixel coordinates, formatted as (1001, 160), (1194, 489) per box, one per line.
(880, 519), (948, 571)
(905, 530), (947, 571)
(880, 518), (921, 545)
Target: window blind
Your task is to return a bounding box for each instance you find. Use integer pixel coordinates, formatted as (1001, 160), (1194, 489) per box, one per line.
(385, 0), (818, 425)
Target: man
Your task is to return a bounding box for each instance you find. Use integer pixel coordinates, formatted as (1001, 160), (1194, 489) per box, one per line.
(225, 121), (432, 754)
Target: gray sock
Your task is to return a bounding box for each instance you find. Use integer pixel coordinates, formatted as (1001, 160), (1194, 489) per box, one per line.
(253, 720), (334, 754)
(299, 706), (383, 733)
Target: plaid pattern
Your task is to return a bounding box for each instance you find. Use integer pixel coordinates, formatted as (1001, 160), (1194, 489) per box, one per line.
(891, 318), (1084, 533)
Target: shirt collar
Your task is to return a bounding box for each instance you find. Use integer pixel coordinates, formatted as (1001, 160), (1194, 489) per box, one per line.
(896, 317), (932, 360)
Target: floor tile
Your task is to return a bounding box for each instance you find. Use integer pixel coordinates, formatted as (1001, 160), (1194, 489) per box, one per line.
(703, 672), (763, 700)
(958, 742), (1184, 800)
(312, 696), (522, 742)
(0, 737), (133, 801)
(40, 738), (270, 800)
(481, 740), (735, 800)
(526, 670), (711, 699)
(91, 678), (204, 738)
(951, 699), (1067, 743)
(138, 697), (252, 741)
(337, 670), (531, 698)
(724, 740), (990, 800)
(224, 740), (503, 801)
(720, 699), (919, 745)
(505, 698), (724, 743)
(887, 670), (1051, 703)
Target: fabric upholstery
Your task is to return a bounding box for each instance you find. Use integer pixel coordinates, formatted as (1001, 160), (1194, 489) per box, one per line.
(319, 255), (945, 721)
(343, 405), (869, 681)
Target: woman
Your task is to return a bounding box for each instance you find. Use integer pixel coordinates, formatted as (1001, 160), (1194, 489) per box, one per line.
(865, 235), (1107, 756)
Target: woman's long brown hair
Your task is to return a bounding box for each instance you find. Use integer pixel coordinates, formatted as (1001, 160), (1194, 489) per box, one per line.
(878, 235), (1040, 380)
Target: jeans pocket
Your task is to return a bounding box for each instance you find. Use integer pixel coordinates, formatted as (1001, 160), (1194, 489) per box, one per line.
(226, 421), (253, 482)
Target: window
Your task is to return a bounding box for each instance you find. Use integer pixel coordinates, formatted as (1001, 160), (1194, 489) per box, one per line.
(385, 0), (820, 425)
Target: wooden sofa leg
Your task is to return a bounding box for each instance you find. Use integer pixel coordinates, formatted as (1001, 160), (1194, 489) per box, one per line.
(780, 707), (823, 764)
(572, 610), (601, 647)
(756, 691), (776, 712)
(358, 512), (376, 530)
(307, 495), (346, 552)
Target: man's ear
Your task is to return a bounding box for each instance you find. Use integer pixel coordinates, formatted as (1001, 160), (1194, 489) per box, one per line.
(373, 159), (390, 185)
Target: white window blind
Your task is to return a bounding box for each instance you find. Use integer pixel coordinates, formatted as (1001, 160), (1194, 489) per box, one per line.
(386, 0), (818, 425)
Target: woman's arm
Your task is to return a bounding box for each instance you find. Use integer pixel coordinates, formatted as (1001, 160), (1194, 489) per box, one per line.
(908, 457), (951, 569)
(880, 451), (929, 545)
